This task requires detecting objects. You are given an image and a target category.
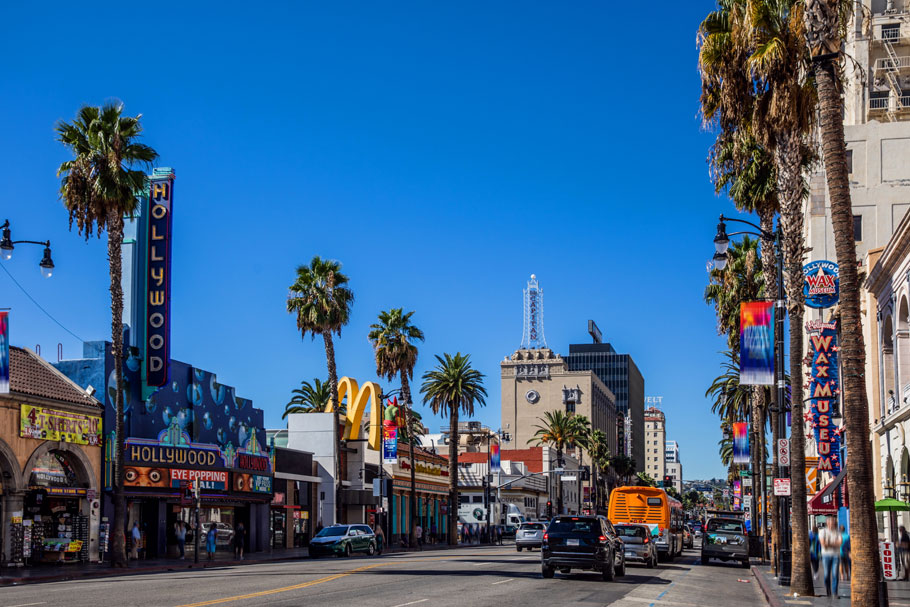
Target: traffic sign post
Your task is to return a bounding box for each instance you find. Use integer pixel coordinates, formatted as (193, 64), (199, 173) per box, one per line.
(773, 478), (791, 496)
(778, 439), (791, 467)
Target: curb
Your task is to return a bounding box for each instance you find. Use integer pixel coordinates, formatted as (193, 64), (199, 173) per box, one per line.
(751, 566), (785, 607)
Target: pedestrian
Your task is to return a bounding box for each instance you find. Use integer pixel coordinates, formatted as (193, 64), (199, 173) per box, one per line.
(460, 524), (466, 545)
(175, 520), (187, 560)
(415, 521), (423, 550)
(840, 525), (851, 579)
(130, 522), (141, 560)
(374, 523), (385, 555)
(430, 522), (438, 545)
(809, 525), (819, 579)
(820, 516), (843, 598)
(232, 521), (245, 560)
(498, 525), (503, 546)
(900, 525), (910, 580)
(206, 523), (218, 561)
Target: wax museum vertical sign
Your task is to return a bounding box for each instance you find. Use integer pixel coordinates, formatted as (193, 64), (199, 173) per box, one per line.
(0, 311), (9, 394)
(806, 320), (842, 474)
(145, 170), (174, 387)
(740, 301), (774, 386)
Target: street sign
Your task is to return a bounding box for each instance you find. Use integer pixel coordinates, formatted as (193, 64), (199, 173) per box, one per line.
(773, 478), (791, 496)
(778, 439), (791, 466)
(739, 471), (751, 477)
(561, 476), (577, 482)
(722, 488), (730, 498)
(743, 478), (753, 488)
(744, 496), (752, 508)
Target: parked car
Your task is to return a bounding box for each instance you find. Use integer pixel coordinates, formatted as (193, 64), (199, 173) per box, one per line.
(308, 524), (377, 558)
(701, 517), (749, 567)
(541, 515), (625, 581)
(683, 525), (694, 549)
(614, 524), (657, 568)
(516, 521), (546, 551)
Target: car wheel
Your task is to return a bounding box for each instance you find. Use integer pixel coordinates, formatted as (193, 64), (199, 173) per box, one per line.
(344, 543), (352, 557)
(516, 546), (522, 552)
(559, 568), (571, 574)
(602, 556), (615, 581)
(616, 553), (626, 577)
(741, 559), (750, 569)
(541, 564), (555, 579)
(368, 542), (376, 556)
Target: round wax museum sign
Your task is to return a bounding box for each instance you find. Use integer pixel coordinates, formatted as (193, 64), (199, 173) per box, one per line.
(803, 260), (839, 309)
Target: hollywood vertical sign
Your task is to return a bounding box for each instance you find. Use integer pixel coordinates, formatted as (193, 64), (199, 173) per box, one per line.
(146, 169), (174, 387)
(806, 319), (842, 474)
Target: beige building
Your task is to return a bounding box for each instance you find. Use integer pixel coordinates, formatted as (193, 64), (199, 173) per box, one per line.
(501, 348), (618, 457)
(644, 407), (666, 481)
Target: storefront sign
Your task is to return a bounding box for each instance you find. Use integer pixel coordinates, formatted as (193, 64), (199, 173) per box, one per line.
(803, 260), (839, 309)
(0, 311), (8, 394)
(382, 424), (397, 464)
(882, 541), (898, 580)
(330, 377), (383, 450)
(233, 473), (272, 493)
(237, 453), (269, 472)
(806, 320), (842, 474)
(20, 404), (102, 445)
(145, 170), (174, 387)
(43, 487), (87, 497)
(126, 442), (222, 468)
(170, 469), (227, 490)
(740, 302), (774, 385)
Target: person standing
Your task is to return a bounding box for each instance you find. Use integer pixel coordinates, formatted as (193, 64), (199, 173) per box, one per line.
(374, 523), (385, 555)
(840, 525), (851, 579)
(233, 521), (246, 560)
(415, 522), (423, 551)
(900, 525), (910, 580)
(130, 522), (141, 560)
(175, 520), (187, 560)
(206, 523), (218, 561)
(820, 517), (843, 598)
(430, 521), (437, 545)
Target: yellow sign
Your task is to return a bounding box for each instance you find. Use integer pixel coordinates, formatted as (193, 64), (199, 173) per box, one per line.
(325, 377), (382, 450)
(20, 404), (102, 446)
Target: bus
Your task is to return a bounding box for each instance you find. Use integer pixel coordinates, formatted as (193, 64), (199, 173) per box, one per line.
(607, 486), (685, 560)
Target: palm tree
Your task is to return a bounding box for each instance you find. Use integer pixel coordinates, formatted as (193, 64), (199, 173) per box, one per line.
(804, 2), (881, 602)
(368, 308), (425, 546)
(421, 353), (487, 545)
(610, 455), (636, 486)
(283, 378), (335, 417)
(528, 410), (582, 515)
(56, 103), (158, 568)
(287, 256), (354, 524)
(587, 429), (611, 511)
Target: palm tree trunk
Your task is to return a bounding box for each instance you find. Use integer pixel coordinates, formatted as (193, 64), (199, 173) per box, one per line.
(109, 211), (127, 568)
(448, 401), (459, 545)
(401, 373), (417, 548)
(815, 55), (881, 607)
(323, 332), (342, 525)
(771, 395), (780, 574)
(556, 447), (564, 514)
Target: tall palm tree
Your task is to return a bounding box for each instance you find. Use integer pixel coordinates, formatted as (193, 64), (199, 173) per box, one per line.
(587, 429), (611, 511)
(611, 455), (635, 486)
(421, 353), (487, 545)
(56, 103), (158, 568)
(287, 256), (354, 524)
(368, 308), (424, 546)
(528, 410), (582, 515)
(283, 378), (335, 417)
(804, 2), (881, 603)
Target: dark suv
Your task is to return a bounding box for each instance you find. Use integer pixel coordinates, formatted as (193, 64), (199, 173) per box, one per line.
(541, 515), (625, 580)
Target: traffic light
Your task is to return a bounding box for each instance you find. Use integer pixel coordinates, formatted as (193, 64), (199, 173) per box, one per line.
(546, 500), (553, 518)
(580, 466), (591, 481)
(663, 475), (672, 489)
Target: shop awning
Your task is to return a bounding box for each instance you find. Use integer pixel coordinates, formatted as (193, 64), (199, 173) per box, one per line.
(808, 468), (848, 515)
(275, 472), (322, 483)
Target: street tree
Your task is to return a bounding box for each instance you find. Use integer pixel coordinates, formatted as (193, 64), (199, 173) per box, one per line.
(529, 410), (585, 514)
(282, 378), (335, 417)
(56, 103), (158, 568)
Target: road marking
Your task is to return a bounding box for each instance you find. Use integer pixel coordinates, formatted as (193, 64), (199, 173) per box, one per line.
(491, 579), (514, 585)
(8, 603), (48, 607)
(472, 561), (488, 566)
(390, 600), (428, 607)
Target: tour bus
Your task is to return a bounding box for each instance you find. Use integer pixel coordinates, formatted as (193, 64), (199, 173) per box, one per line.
(607, 486), (685, 560)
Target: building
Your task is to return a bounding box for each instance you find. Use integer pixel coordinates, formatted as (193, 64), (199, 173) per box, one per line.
(498, 447), (581, 516)
(0, 346), (103, 565)
(265, 431), (322, 549)
(644, 407), (666, 482)
(564, 339), (645, 471)
(453, 453), (549, 522)
(665, 440), (683, 494)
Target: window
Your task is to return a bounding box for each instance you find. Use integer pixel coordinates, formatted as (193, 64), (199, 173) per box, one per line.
(854, 215), (862, 242)
(846, 149), (853, 175)
(883, 23), (901, 42)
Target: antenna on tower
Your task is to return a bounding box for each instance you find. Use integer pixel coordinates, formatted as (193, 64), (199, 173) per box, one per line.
(521, 274), (547, 349)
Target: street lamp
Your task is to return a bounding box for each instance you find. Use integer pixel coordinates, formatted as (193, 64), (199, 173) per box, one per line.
(900, 475), (910, 503)
(0, 220), (55, 277)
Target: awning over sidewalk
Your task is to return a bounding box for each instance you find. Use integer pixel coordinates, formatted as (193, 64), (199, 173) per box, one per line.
(808, 467), (848, 515)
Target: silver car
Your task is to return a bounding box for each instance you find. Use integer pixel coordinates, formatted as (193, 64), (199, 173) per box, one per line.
(614, 524), (657, 568)
(516, 521), (546, 551)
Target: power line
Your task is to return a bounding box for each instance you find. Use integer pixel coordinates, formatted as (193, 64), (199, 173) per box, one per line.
(0, 260), (85, 343)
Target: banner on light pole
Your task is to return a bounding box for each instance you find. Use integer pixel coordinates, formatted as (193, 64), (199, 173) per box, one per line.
(740, 302), (774, 386)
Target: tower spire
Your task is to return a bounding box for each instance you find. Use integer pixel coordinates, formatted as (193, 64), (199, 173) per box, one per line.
(521, 274), (547, 349)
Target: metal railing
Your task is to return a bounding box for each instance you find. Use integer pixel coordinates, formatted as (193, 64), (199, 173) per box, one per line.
(875, 56), (910, 71)
(877, 28), (904, 44)
(869, 95), (910, 110)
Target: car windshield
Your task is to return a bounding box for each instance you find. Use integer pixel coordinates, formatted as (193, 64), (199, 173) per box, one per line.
(615, 526), (647, 538)
(706, 520), (744, 534)
(520, 523), (545, 530)
(315, 526), (347, 537)
(548, 519), (598, 535)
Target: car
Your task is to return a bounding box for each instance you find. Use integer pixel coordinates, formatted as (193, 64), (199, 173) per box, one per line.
(308, 524), (377, 558)
(683, 525), (694, 549)
(540, 515), (626, 581)
(614, 524), (658, 568)
(701, 517), (749, 568)
(688, 521), (704, 538)
(516, 521), (546, 551)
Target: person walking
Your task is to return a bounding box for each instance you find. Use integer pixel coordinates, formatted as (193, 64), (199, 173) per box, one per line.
(415, 522), (423, 551)
(820, 517), (843, 598)
(900, 525), (910, 580)
(232, 521), (246, 560)
(174, 520), (187, 560)
(430, 521), (437, 545)
(130, 522), (141, 560)
(809, 525), (820, 579)
(840, 525), (851, 579)
(460, 524), (466, 545)
(206, 523), (218, 561)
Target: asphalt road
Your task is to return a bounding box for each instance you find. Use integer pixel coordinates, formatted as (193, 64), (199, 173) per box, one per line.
(0, 544), (766, 607)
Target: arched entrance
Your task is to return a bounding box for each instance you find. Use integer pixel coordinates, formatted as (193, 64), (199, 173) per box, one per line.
(0, 437), (23, 565)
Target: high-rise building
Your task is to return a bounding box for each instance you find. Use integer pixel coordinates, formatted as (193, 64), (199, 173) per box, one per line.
(665, 440), (683, 494)
(565, 340), (645, 471)
(644, 407), (666, 481)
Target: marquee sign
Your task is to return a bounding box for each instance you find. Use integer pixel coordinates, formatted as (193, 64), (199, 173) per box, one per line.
(145, 169), (175, 387)
(170, 469), (228, 490)
(806, 320), (842, 474)
(803, 260), (839, 309)
(126, 442), (225, 468)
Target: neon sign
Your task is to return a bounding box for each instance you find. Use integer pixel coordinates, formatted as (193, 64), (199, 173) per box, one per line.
(145, 170), (174, 387)
(806, 320), (842, 474)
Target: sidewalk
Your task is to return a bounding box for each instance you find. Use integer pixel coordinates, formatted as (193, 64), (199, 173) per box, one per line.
(0, 540), (506, 586)
(752, 564), (910, 606)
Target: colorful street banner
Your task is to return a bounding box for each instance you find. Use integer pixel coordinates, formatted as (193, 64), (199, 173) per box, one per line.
(803, 260), (839, 309)
(732, 422), (750, 464)
(0, 311), (8, 394)
(382, 423), (398, 464)
(806, 320), (842, 474)
(491, 443), (501, 473)
(733, 480), (742, 510)
(740, 302), (774, 385)
(20, 404), (102, 446)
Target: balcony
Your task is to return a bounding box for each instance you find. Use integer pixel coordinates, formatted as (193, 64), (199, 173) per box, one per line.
(875, 26), (907, 45)
(875, 56), (910, 71)
(869, 95), (910, 112)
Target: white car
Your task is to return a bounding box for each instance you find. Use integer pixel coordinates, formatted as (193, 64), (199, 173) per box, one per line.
(515, 521), (546, 551)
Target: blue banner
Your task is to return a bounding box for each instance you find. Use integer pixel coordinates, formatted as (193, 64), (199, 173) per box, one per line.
(382, 424), (397, 464)
(740, 302), (774, 386)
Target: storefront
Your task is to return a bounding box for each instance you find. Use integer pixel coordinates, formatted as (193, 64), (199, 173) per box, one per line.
(0, 346), (103, 566)
(270, 446), (319, 549)
(388, 443), (450, 545)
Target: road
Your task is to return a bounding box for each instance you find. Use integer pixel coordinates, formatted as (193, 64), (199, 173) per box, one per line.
(0, 544), (765, 607)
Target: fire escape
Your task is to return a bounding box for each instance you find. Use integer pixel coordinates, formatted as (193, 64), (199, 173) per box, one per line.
(882, 31), (904, 121)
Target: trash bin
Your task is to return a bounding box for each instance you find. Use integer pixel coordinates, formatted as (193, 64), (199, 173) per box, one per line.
(778, 548), (792, 586)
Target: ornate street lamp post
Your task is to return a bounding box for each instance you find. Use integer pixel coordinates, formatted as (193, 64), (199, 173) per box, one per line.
(1, 220), (55, 277)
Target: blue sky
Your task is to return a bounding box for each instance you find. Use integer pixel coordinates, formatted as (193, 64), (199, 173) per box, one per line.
(1, 1), (739, 480)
